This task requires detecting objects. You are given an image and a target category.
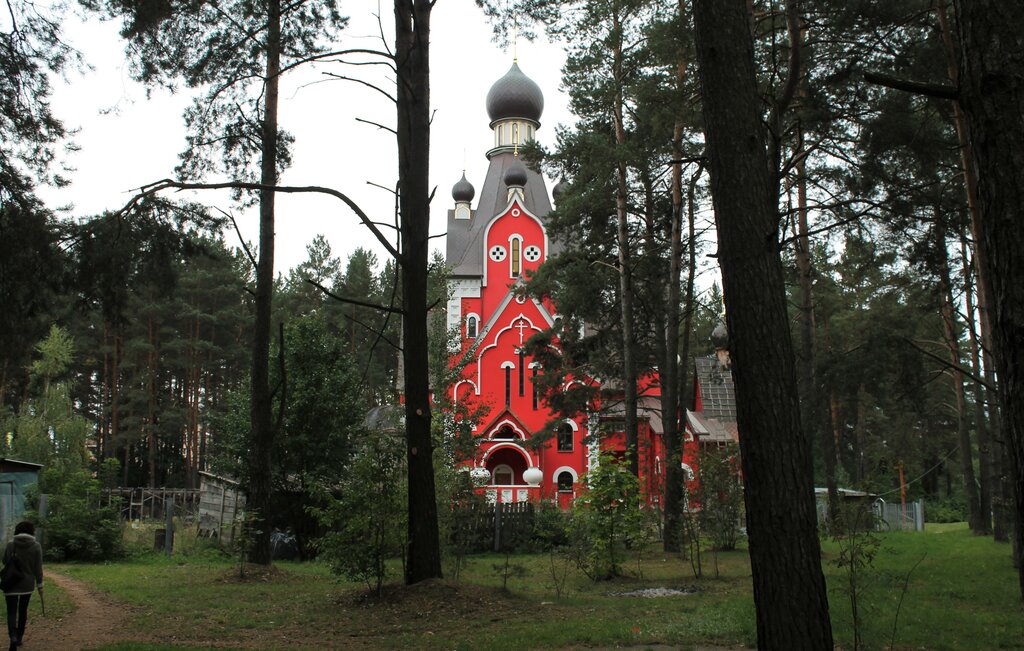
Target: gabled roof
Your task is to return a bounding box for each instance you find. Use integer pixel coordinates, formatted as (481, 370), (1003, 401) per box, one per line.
(480, 407), (535, 439)
(477, 283), (555, 342)
(0, 458), (43, 472)
(690, 355), (738, 444)
(686, 409), (738, 444)
(446, 151), (559, 278)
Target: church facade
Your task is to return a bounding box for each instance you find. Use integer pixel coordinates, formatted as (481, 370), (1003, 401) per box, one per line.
(444, 60), (696, 507)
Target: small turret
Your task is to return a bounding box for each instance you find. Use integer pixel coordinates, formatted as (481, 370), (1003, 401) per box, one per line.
(452, 172), (475, 221)
(452, 172), (475, 203)
(504, 158), (528, 202)
(552, 178), (568, 206)
(711, 321), (730, 369)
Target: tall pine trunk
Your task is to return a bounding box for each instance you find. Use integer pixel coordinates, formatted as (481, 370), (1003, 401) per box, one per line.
(147, 316), (157, 488)
(935, 219), (982, 532)
(937, 0), (994, 538)
(247, 0), (281, 566)
(954, 0), (1024, 596)
(692, 0), (833, 645)
(611, 4), (639, 476)
(395, 0), (442, 584)
(662, 106), (687, 552)
(961, 236), (994, 534)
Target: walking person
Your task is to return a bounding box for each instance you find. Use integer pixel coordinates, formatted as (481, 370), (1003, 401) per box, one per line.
(2, 522), (43, 650)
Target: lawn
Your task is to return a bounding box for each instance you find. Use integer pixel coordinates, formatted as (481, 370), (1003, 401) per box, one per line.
(48, 523), (1023, 651)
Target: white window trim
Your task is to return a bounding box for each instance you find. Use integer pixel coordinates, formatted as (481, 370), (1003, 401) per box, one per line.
(508, 234), (523, 278)
(553, 466), (578, 491)
(493, 463), (515, 485)
(465, 312), (480, 339)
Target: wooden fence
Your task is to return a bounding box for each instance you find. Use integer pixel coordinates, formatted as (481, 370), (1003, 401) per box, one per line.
(101, 488), (202, 521)
(452, 501), (536, 553)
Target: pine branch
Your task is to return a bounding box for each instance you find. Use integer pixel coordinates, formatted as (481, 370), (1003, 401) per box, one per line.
(862, 71), (957, 100)
(304, 278), (404, 315)
(120, 178), (401, 261)
(903, 337), (995, 390)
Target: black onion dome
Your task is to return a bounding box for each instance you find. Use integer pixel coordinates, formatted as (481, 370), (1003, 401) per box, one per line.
(711, 322), (729, 349)
(486, 62), (544, 123)
(504, 159), (528, 187)
(552, 178), (568, 201)
(452, 172), (475, 202)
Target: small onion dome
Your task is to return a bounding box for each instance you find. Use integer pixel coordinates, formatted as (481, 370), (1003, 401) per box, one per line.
(452, 172), (475, 203)
(552, 178), (568, 202)
(504, 158), (528, 188)
(711, 322), (729, 349)
(486, 62), (545, 123)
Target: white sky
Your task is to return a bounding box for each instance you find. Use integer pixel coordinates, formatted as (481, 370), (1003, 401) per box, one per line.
(40, 0), (574, 274)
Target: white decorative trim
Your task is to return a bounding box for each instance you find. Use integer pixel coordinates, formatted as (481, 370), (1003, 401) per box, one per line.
(492, 463), (514, 485)
(481, 199), (548, 288)
(486, 418), (527, 440)
(481, 440), (535, 466)
(476, 313), (543, 392)
(465, 312), (480, 339)
(553, 466), (579, 483)
(508, 234), (522, 278)
(452, 379), (477, 405)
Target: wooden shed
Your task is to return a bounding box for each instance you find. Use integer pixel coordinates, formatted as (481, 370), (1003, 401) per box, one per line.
(0, 459), (43, 537)
(197, 471), (246, 543)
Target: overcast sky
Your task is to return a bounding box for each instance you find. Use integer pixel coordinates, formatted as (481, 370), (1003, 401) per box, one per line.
(39, 0), (574, 274)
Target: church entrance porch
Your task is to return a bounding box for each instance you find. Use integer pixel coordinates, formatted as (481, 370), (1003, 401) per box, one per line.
(480, 442), (540, 503)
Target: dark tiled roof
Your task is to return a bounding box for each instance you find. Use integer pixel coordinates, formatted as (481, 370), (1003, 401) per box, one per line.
(694, 356), (736, 421)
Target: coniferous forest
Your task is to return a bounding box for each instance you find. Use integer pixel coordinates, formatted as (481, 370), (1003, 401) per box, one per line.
(3, 0), (1024, 641)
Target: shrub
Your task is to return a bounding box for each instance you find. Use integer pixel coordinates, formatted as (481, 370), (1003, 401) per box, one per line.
(926, 495), (966, 523)
(311, 428), (406, 596)
(569, 454), (648, 580)
(31, 468), (123, 562)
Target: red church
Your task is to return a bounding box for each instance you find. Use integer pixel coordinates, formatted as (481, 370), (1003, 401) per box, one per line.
(443, 60), (705, 508)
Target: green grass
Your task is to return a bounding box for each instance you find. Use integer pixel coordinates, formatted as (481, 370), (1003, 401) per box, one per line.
(51, 523), (1023, 651)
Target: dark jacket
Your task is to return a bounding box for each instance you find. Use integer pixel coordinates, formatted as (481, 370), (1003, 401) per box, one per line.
(2, 534), (43, 595)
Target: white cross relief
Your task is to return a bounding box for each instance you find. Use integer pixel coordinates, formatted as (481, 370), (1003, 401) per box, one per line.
(514, 316), (529, 344)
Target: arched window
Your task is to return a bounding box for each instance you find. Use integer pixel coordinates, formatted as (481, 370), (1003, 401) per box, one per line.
(493, 464), (514, 485)
(510, 237), (521, 277)
(504, 366), (512, 405)
(494, 425), (516, 440)
(466, 315), (478, 339)
(501, 361), (514, 406)
(557, 471), (574, 492)
(518, 349), (525, 396)
(557, 422), (574, 452)
(531, 364), (539, 410)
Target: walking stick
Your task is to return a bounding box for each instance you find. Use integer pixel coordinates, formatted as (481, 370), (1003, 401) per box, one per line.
(37, 586), (44, 617)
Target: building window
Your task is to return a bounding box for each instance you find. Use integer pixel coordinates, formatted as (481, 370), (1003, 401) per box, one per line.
(504, 366), (511, 406)
(494, 425), (516, 439)
(466, 315), (478, 339)
(531, 365), (538, 410)
(493, 464), (513, 485)
(510, 237), (521, 277)
(518, 349), (525, 396)
(557, 422), (573, 452)
(557, 471), (573, 492)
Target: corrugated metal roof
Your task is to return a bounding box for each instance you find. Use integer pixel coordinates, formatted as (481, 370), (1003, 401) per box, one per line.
(694, 356), (736, 421)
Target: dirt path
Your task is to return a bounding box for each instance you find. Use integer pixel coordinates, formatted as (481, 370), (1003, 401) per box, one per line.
(25, 571), (139, 651)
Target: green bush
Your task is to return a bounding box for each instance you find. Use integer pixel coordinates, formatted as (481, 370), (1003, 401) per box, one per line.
(310, 428), (406, 596)
(925, 495), (966, 523)
(32, 468), (123, 562)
